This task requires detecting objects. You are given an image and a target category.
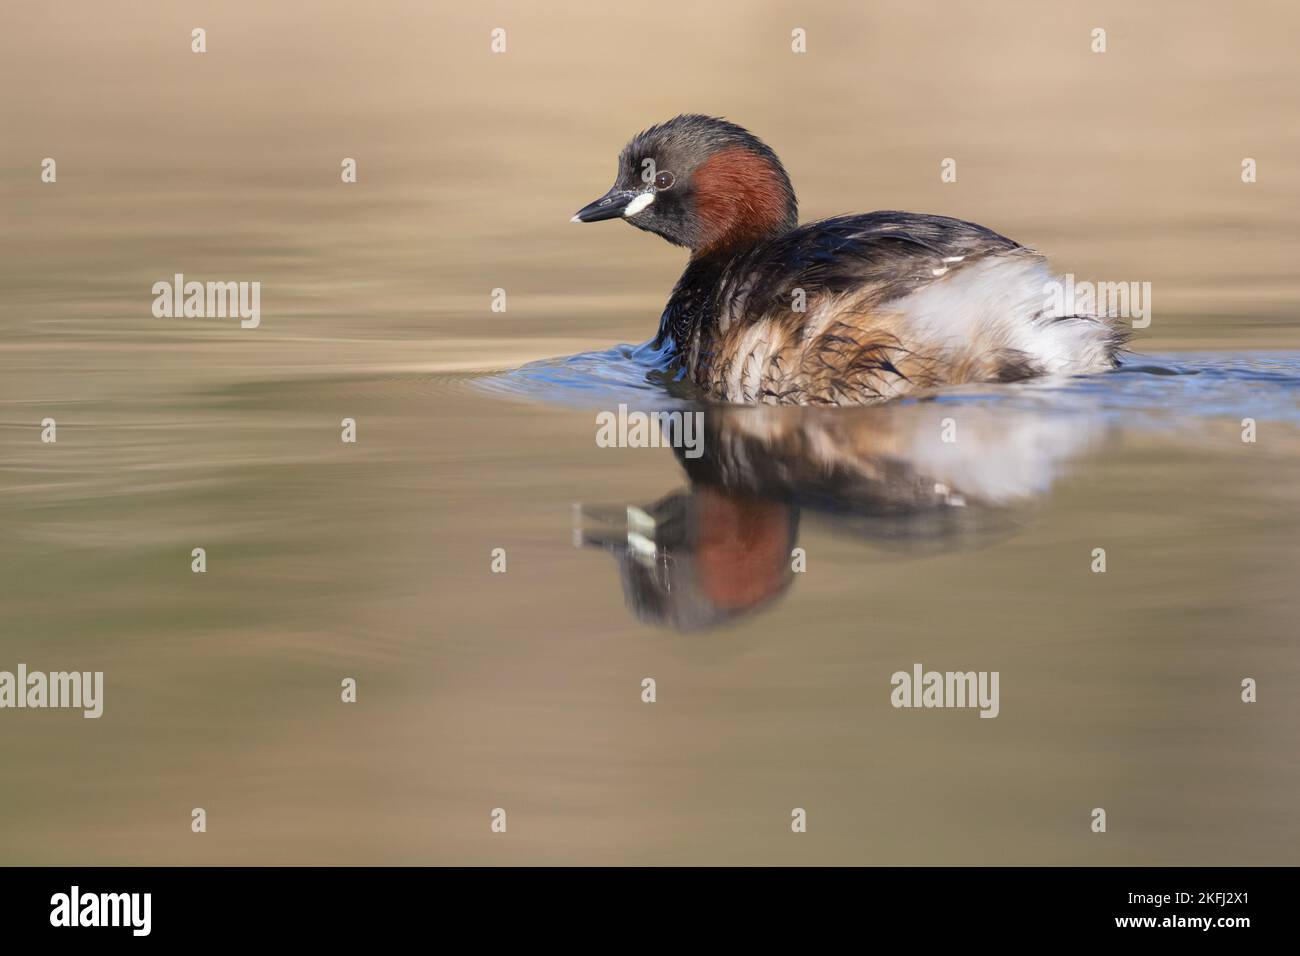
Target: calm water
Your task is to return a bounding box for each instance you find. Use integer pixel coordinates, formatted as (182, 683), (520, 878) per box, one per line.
(2, 0), (1299, 865)
(3, 343), (1298, 864)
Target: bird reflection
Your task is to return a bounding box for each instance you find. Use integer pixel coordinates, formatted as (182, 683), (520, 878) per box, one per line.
(574, 399), (1105, 631)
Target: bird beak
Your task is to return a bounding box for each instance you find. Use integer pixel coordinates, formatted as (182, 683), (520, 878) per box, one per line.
(571, 188), (652, 223)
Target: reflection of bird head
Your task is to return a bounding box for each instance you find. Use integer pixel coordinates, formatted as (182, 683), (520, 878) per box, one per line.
(576, 488), (798, 632)
(576, 399), (1103, 630)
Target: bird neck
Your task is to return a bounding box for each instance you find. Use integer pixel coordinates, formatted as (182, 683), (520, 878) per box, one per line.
(655, 252), (733, 352)
(689, 147), (797, 258)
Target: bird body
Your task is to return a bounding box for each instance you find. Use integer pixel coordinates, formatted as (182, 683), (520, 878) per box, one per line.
(573, 115), (1128, 405)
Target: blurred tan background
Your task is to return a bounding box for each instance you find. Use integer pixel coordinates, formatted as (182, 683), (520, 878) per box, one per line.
(3, 0), (1298, 363)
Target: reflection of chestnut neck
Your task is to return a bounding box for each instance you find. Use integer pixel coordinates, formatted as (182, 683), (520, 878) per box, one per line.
(694, 486), (792, 611)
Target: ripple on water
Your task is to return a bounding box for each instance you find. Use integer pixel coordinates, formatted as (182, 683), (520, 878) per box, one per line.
(471, 345), (1300, 425)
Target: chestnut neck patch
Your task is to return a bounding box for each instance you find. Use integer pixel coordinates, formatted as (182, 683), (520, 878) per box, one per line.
(692, 147), (795, 256)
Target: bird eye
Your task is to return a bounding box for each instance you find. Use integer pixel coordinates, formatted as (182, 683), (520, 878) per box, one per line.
(654, 170), (675, 190)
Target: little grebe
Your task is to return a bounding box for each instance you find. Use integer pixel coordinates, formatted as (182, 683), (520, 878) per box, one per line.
(572, 114), (1129, 405)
